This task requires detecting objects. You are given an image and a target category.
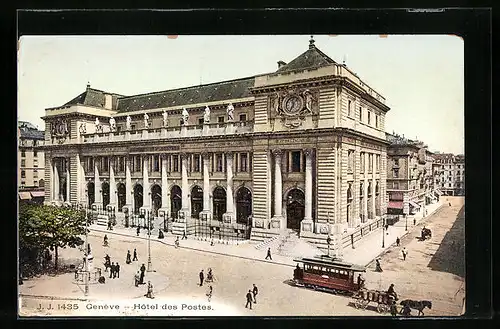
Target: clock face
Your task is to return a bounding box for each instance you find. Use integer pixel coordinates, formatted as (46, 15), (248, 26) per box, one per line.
(56, 123), (65, 134)
(284, 96), (302, 114)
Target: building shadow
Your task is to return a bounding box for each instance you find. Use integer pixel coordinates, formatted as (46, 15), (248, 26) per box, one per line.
(426, 205), (465, 278)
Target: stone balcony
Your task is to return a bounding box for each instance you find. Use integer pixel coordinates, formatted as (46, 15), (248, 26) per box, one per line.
(78, 120), (254, 145)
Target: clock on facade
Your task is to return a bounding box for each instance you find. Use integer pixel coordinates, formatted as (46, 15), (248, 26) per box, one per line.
(283, 95), (303, 115)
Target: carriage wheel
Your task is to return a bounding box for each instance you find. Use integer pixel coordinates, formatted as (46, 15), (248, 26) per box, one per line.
(354, 298), (363, 309)
(377, 303), (389, 313)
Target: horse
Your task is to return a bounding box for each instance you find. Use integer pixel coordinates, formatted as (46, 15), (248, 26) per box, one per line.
(400, 299), (432, 316)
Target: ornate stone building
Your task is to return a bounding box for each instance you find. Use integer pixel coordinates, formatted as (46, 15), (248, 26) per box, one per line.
(41, 38), (389, 243)
(18, 121), (45, 203)
(434, 153), (465, 196)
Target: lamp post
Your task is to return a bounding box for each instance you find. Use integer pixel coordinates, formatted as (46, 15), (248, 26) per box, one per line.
(82, 204), (89, 296)
(405, 213), (408, 231)
(147, 210), (153, 272)
(382, 216), (385, 248)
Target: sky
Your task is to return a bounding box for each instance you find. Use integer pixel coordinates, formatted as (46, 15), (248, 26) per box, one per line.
(17, 35), (464, 154)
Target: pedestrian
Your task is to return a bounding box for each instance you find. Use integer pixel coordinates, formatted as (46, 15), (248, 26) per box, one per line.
(449, 202), (451, 206)
(396, 237), (400, 247)
(133, 248), (138, 261)
(182, 230), (187, 240)
(134, 271), (140, 287)
(390, 300), (398, 317)
(175, 236), (180, 248)
(136, 226), (140, 236)
(265, 247), (272, 260)
(109, 262), (115, 278)
(357, 274), (365, 289)
(375, 258), (383, 272)
(252, 284), (258, 303)
(402, 247), (408, 261)
(115, 262), (120, 278)
(126, 250), (131, 264)
(199, 269), (204, 286)
(87, 243), (91, 255)
(145, 281), (154, 299)
(245, 290), (253, 309)
(206, 285), (213, 302)
(140, 263), (146, 284)
(107, 221), (112, 231)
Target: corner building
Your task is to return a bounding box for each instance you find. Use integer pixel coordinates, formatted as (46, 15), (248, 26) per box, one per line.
(41, 38), (390, 243)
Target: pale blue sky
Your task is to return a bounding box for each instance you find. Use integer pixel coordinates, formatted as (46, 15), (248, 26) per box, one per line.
(18, 35), (464, 154)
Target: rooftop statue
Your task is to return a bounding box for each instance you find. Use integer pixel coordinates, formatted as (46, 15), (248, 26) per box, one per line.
(144, 112), (150, 128)
(227, 103), (234, 122)
(182, 108), (189, 125)
(109, 116), (116, 132)
(126, 115), (132, 130)
(162, 110), (168, 127)
(204, 106), (211, 124)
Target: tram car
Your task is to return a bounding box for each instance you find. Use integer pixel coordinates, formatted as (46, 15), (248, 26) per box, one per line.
(292, 257), (366, 295)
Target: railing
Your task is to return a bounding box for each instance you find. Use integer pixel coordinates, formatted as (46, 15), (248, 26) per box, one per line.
(80, 120), (255, 144)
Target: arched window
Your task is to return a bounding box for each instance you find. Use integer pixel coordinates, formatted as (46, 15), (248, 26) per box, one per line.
(347, 183), (353, 203)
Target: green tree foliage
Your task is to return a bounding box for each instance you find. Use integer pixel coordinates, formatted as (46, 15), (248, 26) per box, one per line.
(19, 204), (90, 270)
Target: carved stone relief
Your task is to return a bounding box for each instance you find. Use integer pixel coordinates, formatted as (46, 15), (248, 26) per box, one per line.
(269, 88), (319, 129)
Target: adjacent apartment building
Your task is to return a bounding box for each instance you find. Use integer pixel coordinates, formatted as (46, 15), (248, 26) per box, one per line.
(434, 153), (465, 196)
(18, 121), (45, 203)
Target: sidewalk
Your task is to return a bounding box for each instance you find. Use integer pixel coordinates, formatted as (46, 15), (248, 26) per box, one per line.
(92, 225), (298, 268)
(341, 200), (444, 267)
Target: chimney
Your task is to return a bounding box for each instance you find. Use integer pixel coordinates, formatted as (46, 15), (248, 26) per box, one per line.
(86, 81), (91, 90)
(277, 61), (287, 69)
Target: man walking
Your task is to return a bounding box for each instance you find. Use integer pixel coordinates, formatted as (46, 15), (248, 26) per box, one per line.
(206, 285), (213, 302)
(199, 269), (204, 286)
(402, 247), (408, 261)
(115, 262), (120, 278)
(245, 290), (253, 309)
(126, 250), (131, 264)
(134, 271), (140, 287)
(265, 248), (272, 260)
(133, 248), (138, 261)
(136, 226), (140, 236)
(182, 230), (187, 240)
(252, 284), (258, 303)
(109, 262), (115, 279)
(396, 237), (400, 247)
(140, 263), (146, 284)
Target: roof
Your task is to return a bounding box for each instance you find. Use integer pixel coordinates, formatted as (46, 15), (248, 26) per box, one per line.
(18, 121), (44, 140)
(116, 77), (255, 113)
(63, 87), (124, 109)
(274, 40), (336, 74)
(294, 257), (366, 272)
(18, 121), (37, 130)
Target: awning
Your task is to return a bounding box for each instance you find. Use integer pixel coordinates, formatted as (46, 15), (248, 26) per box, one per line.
(19, 192), (32, 200)
(409, 200), (421, 209)
(388, 201), (403, 209)
(30, 191), (45, 198)
(436, 190), (444, 196)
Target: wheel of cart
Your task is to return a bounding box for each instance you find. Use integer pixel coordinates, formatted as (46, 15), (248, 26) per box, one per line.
(376, 292), (393, 314)
(352, 289), (370, 310)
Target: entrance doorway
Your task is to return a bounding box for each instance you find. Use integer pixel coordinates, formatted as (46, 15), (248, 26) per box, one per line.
(87, 182), (95, 208)
(134, 184), (143, 214)
(213, 187), (226, 221)
(191, 185), (203, 219)
(236, 187), (252, 224)
(170, 185), (182, 219)
(286, 189), (305, 230)
(117, 183), (126, 211)
(102, 182), (110, 208)
(151, 185), (162, 216)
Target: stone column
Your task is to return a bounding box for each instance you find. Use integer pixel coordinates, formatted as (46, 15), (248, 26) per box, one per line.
(372, 175), (377, 218)
(94, 158), (102, 205)
(142, 155), (150, 209)
(109, 157), (117, 209)
(270, 149), (284, 229)
(223, 152), (235, 224)
(53, 159), (60, 202)
(200, 152), (212, 220)
(158, 155), (170, 220)
(301, 149), (315, 234)
(79, 155), (86, 205)
(125, 156), (132, 206)
(65, 158), (70, 203)
(181, 152), (189, 210)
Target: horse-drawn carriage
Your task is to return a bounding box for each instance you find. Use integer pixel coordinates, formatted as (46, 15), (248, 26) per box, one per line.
(421, 227), (432, 240)
(352, 289), (396, 313)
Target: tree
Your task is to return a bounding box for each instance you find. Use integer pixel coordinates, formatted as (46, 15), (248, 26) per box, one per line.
(19, 204), (89, 271)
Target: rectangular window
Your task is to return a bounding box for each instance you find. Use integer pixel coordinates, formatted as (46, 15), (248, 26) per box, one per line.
(172, 155), (179, 172)
(33, 150), (38, 157)
(249, 153), (253, 172)
(218, 116), (225, 123)
(240, 153), (248, 172)
(393, 182), (399, 189)
(367, 111), (371, 125)
(153, 155), (160, 172)
(359, 107), (362, 121)
(103, 157), (109, 172)
(89, 157), (94, 171)
(369, 154), (373, 173)
(348, 150), (354, 173)
(33, 170), (38, 178)
(239, 114), (247, 122)
(393, 158), (399, 166)
(119, 157), (125, 172)
(135, 155), (142, 172)
(375, 115), (379, 128)
(393, 168), (399, 178)
(348, 100), (352, 117)
(216, 153), (223, 172)
(21, 159), (25, 167)
(21, 170), (26, 178)
(198, 118), (204, 125)
(21, 181), (25, 186)
(194, 154), (201, 172)
(291, 151), (301, 172)
(33, 159), (38, 167)
(376, 155), (381, 173)
(21, 150), (26, 157)
(360, 152), (365, 173)
(34, 180), (38, 186)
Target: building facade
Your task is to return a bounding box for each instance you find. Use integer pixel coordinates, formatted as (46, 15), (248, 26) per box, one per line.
(18, 121), (45, 203)
(434, 153), (465, 196)
(40, 38), (390, 243)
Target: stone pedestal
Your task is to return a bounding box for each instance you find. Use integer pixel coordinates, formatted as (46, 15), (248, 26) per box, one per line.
(181, 125), (187, 137)
(161, 127), (167, 138)
(226, 121), (234, 134)
(300, 219), (314, 233)
(108, 132), (114, 142)
(203, 124), (209, 135)
(269, 216), (283, 229)
(125, 131), (131, 140)
(158, 208), (170, 231)
(142, 129), (149, 139)
(177, 209), (190, 223)
(222, 212), (234, 224)
(200, 210), (212, 221)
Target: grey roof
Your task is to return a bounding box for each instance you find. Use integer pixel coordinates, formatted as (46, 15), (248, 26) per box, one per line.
(19, 127), (44, 140)
(18, 121), (37, 130)
(275, 43), (336, 74)
(63, 88), (124, 109)
(116, 77), (255, 113)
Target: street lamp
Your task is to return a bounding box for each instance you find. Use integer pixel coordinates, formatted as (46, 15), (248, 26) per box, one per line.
(327, 212), (331, 257)
(405, 213), (408, 231)
(146, 210), (153, 272)
(382, 216), (385, 248)
(81, 204), (89, 296)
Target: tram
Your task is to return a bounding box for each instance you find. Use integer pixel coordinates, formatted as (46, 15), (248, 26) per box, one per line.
(292, 256), (366, 295)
